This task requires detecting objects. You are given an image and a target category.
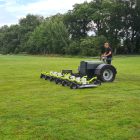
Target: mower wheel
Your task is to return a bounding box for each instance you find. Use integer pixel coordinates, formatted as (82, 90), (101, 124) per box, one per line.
(93, 80), (101, 86)
(62, 81), (67, 86)
(40, 74), (43, 79)
(49, 77), (54, 82)
(66, 81), (71, 86)
(55, 79), (60, 84)
(45, 76), (49, 80)
(70, 83), (78, 89)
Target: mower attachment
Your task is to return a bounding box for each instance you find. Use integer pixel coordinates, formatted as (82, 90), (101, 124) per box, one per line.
(40, 71), (101, 89)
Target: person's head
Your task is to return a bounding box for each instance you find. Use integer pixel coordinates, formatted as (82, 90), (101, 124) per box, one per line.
(104, 42), (110, 48)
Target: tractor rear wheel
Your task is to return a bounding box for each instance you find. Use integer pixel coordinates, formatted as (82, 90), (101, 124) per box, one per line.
(95, 64), (117, 82)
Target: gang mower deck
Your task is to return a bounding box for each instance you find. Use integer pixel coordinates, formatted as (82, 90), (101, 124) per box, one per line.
(40, 71), (101, 89)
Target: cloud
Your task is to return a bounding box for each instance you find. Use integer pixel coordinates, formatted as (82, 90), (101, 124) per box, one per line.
(0, 0), (92, 26)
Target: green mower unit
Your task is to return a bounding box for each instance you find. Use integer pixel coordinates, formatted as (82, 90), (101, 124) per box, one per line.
(40, 60), (117, 89)
(40, 71), (101, 89)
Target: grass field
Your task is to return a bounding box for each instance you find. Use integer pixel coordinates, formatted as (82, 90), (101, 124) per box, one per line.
(0, 55), (140, 140)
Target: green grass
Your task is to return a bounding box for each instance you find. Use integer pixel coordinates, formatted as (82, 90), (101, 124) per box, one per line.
(0, 55), (140, 140)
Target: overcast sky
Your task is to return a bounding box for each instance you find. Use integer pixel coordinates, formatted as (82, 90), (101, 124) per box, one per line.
(0, 0), (91, 26)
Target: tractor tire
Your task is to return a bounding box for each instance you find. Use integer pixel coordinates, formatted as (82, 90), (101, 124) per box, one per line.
(95, 64), (117, 82)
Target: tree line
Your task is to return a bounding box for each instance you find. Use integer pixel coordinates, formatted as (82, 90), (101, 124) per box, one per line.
(0, 0), (139, 56)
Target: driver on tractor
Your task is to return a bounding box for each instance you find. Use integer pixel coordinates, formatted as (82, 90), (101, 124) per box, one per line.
(101, 42), (112, 64)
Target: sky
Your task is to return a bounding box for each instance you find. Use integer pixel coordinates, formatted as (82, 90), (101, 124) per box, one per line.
(0, 0), (91, 27)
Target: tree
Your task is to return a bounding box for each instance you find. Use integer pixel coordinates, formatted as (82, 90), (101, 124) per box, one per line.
(0, 0), (139, 55)
(64, 2), (91, 39)
(0, 25), (20, 54)
(18, 14), (44, 51)
(26, 16), (70, 54)
(80, 35), (107, 56)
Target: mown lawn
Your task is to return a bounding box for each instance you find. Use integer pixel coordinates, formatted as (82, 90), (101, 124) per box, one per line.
(0, 55), (140, 140)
